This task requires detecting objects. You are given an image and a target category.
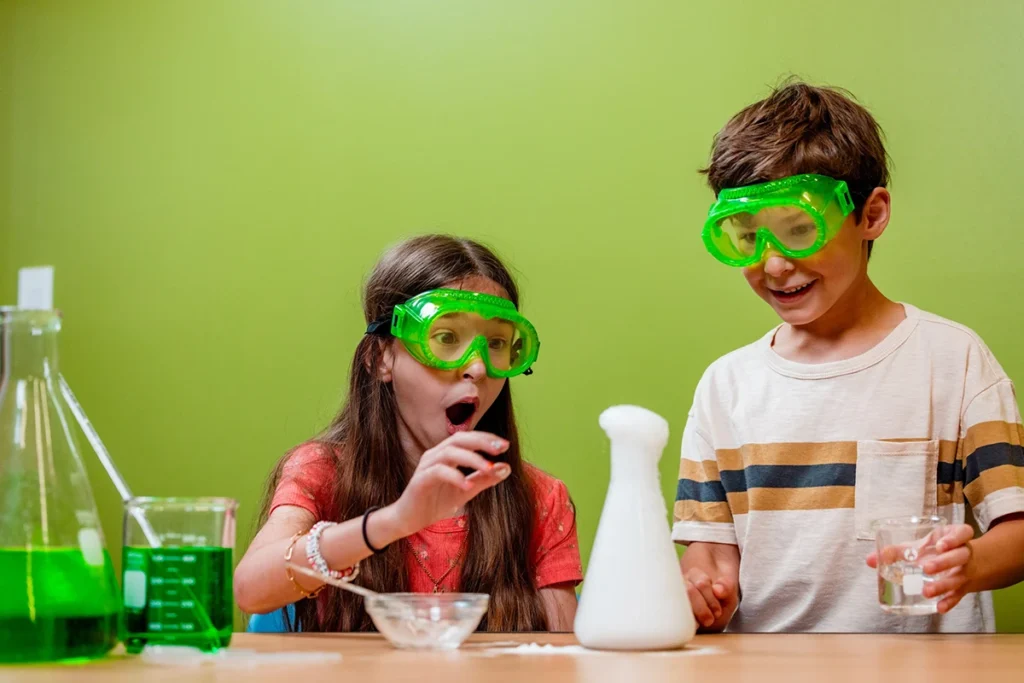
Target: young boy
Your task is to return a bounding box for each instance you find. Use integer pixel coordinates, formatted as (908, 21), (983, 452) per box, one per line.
(672, 82), (1024, 632)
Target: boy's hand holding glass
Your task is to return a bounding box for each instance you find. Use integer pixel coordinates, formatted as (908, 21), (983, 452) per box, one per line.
(867, 520), (975, 615)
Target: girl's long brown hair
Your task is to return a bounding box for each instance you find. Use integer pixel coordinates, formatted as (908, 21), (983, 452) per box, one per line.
(257, 234), (546, 632)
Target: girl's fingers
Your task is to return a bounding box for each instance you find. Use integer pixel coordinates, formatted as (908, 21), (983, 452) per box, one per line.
(426, 464), (472, 491)
(439, 431), (509, 457)
(429, 446), (494, 474)
(464, 463), (511, 492)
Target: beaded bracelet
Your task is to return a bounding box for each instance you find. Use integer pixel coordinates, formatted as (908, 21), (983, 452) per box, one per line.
(305, 520), (359, 582)
(283, 531), (324, 599)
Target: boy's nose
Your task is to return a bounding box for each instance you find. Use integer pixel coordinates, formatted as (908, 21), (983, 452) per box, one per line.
(762, 252), (796, 278)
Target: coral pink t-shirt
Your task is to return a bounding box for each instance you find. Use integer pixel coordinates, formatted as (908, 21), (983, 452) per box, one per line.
(270, 444), (583, 593)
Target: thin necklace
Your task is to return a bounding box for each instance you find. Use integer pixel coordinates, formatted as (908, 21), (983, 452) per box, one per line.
(406, 539), (465, 593)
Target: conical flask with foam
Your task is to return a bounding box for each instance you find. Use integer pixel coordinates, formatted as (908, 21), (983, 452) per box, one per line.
(574, 405), (696, 650)
(0, 308), (119, 663)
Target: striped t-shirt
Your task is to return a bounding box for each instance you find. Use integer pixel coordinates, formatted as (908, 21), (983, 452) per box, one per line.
(672, 304), (1024, 632)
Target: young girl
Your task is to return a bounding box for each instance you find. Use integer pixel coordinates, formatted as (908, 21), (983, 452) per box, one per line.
(234, 234), (582, 632)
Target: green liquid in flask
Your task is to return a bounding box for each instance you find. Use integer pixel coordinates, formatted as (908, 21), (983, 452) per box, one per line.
(0, 547), (119, 663)
(121, 546), (233, 653)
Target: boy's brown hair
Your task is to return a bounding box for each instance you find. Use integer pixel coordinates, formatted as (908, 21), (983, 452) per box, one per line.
(701, 81), (890, 256)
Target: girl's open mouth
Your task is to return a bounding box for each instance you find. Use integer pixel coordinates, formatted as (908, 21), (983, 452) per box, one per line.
(445, 398), (478, 434)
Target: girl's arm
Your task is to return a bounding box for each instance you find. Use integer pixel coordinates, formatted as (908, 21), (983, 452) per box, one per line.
(234, 503), (411, 614)
(540, 585), (578, 631)
(234, 432), (511, 615)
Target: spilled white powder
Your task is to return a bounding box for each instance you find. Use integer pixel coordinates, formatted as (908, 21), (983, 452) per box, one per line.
(479, 643), (725, 657)
(505, 644), (592, 655)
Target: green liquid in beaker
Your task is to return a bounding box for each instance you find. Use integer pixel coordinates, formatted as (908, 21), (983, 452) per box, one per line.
(121, 546), (233, 653)
(0, 547), (119, 663)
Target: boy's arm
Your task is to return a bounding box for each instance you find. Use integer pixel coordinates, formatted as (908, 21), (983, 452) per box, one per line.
(960, 513), (1024, 593)
(950, 378), (1024, 606)
(928, 513), (1024, 613)
(680, 541), (740, 632)
(869, 378), (1024, 612)
(672, 379), (741, 631)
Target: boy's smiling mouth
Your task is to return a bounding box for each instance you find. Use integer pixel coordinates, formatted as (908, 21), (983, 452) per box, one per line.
(768, 280), (817, 304)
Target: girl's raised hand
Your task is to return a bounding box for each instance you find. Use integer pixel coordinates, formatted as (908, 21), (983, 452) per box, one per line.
(390, 431), (510, 536)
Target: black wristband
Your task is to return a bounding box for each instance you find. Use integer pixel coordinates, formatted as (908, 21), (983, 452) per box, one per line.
(362, 506), (386, 554)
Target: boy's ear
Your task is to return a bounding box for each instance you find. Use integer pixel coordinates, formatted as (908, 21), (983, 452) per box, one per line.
(860, 187), (891, 241)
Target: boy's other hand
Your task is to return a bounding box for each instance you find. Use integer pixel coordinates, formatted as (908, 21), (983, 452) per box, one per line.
(685, 568), (739, 629)
(680, 541), (740, 631)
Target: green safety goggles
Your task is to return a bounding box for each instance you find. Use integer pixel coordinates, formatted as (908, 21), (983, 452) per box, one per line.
(702, 174), (855, 267)
(367, 289), (540, 378)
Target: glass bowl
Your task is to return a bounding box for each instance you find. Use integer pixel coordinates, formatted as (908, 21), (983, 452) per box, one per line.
(364, 593), (489, 650)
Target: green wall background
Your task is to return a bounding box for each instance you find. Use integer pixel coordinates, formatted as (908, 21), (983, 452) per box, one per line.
(2, 1), (1023, 631)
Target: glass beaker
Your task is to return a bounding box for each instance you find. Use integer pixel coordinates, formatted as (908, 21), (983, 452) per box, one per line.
(874, 515), (948, 615)
(121, 497), (237, 653)
(0, 308), (120, 663)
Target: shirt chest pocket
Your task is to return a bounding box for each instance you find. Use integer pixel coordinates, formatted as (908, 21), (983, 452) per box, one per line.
(853, 440), (939, 541)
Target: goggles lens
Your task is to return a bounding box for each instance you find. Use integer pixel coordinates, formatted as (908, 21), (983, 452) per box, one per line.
(702, 175), (854, 266)
(710, 206), (823, 260)
(427, 312), (530, 372)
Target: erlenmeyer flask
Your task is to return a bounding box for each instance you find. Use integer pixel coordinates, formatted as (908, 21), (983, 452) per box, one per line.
(0, 308), (119, 663)
(574, 405), (696, 650)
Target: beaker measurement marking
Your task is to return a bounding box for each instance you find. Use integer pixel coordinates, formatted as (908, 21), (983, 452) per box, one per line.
(149, 577), (196, 586)
(121, 545), (234, 653)
(150, 577), (180, 586)
(151, 554), (197, 563)
(147, 622), (197, 631)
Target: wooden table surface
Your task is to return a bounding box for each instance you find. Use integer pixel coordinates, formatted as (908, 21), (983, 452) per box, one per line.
(3, 632), (1021, 682)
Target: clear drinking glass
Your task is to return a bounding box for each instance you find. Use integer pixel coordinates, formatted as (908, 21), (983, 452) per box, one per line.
(874, 515), (948, 615)
(121, 497), (237, 653)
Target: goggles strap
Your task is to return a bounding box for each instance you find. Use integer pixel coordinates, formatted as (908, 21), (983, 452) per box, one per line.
(365, 316), (392, 337)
